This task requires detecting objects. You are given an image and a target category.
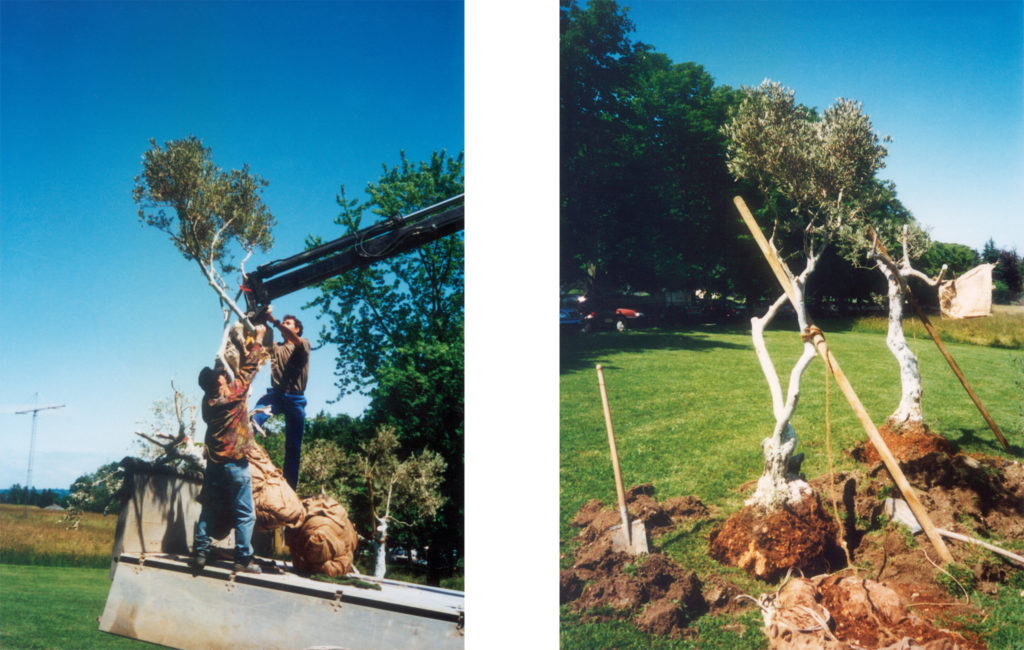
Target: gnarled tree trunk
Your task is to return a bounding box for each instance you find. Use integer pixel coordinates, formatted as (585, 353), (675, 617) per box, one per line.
(746, 259), (818, 511)
(870, 230), (946, 430)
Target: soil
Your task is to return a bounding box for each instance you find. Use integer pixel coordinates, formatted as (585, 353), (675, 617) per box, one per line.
(562, 434), (1024, 647)
(709, 494), (841, 580)
(562, 485), (722, 638)
(851, 422), (956, 465)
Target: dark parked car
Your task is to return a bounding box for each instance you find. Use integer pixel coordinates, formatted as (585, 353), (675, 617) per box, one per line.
(580, 306), (645, 332)
(561, 295), (646, 333)
(561, 303), (585, 334)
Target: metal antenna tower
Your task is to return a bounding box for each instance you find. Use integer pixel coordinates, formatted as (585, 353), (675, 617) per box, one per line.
(15, 393), (65, 504)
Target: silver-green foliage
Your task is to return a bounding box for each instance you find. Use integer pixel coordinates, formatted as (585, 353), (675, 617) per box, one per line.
(133, 136), (275, 274)
(723, 80), (888, 258)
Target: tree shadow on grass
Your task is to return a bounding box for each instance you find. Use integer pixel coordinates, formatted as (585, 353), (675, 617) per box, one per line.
(560, 326), (749, 375)
(946, 426), (1024, 459)
(656, 518), (713, 552)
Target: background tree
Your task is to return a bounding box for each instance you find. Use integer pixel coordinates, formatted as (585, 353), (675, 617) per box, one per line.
(308, 149), (464, 582)
(561, 0), (745, 300)
(132, 383), (205, 471)
(132, 135), (276, 375)
(343, 425), (445, 579)
(0, 485), (62, 508)
(68, 462), (124, 515)
(298, 438), (349, 501)
(994, 248), (1023, 303)
(722, 80), (888, 510)
(917, 241), (980, 279)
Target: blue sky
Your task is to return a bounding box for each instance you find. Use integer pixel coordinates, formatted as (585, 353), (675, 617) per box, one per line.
(624, 0), (1023, 252)
(0, 0), (464, 490)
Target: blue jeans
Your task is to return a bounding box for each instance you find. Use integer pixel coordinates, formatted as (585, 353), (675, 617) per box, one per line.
(194, 458), (255, 563)
(253, 388), (307, 488)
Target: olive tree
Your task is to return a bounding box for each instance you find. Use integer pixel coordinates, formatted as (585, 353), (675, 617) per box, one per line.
(353, 426), (446, 578)
(837, 183), (947, 429)
(723, 80), (887, 510)
(132, 136), (275, 375)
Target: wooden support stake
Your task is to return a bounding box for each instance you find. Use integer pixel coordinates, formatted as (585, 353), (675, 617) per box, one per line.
(866, 226), (1010, 452)
(733, 196), (954, 565)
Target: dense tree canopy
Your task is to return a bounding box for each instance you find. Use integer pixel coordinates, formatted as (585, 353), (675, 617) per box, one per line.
(133, 136), (275, 279)
(307, 150), (464, 581)
(560, 0), (744, 299)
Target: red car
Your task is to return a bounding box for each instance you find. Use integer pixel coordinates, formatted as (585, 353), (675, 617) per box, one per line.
(581, 306), (645, 333)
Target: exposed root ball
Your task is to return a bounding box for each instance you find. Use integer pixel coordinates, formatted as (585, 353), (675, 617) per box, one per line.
(709, 494), (839, 580)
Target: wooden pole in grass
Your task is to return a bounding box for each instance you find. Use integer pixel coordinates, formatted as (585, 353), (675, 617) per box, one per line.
(866, 226), (1010, 452)
(733, 195), (955, 565)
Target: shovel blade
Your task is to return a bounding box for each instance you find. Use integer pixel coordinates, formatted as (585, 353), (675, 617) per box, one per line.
(610, 519), (649, 555)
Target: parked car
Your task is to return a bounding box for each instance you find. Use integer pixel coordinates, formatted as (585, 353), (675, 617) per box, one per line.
(581, 306), (645, 332)
(560, 305), (585, 334)
(389, 547), (410, 563)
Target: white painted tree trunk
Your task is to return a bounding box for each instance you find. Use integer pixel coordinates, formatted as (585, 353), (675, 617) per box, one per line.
(868, 229), (946, 430)
(746, 261), (818, 511)
(880, 265), (923, 428)
(373, 517), (388, 579)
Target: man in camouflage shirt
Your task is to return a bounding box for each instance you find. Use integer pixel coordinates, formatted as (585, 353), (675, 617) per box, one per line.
(191, 322), (270, 575)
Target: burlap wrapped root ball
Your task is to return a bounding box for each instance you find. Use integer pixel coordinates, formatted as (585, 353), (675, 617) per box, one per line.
(285, 495), (360, 577)
(245, 442), (306, 531)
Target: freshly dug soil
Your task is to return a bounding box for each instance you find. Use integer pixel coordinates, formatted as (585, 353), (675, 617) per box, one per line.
(562, 485), (726, 638)
(563, 435), (1024, 646)
(852, 422), (955, 465)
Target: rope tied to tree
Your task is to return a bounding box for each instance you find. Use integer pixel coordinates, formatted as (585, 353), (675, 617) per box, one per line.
(800, 325), (824, 344)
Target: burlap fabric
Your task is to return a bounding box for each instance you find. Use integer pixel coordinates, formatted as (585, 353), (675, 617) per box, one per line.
(939, 263), (994, 319)
(223, 321), (274, 377)
(285, 495), (360, 577)
(245, 442), (306, 531)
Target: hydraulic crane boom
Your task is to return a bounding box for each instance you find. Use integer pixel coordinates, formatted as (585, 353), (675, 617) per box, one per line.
(242, 194), (464, 316)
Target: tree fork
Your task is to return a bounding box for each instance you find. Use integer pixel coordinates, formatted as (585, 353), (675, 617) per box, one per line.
(734, 195), (954, 565)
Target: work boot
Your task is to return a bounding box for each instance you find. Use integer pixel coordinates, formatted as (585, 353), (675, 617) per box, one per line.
(232, 558), (262, 574)
(189, 552), (207, 576)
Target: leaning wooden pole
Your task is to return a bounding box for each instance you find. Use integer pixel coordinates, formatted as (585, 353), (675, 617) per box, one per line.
(866, 226), (1010, 452)
(734, 196), (954, 564)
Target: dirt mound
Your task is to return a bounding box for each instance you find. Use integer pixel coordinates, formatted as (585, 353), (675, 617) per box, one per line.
(852, 422), (956, 465)
(563, 434), (1023, 645)
(709, 493), (840, 580)
(844, 431), (1024, 541)
(562, 486), (723, 638)
(764, 574), (979, 649)
(571, 484), (709, 546)
(806, 443), (1024, 646)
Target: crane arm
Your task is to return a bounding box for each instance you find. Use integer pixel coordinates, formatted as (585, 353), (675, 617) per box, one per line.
(242, 194), (464, 316)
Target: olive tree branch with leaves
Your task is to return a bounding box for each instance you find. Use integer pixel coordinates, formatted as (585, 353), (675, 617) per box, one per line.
(132, 136), (275, 377)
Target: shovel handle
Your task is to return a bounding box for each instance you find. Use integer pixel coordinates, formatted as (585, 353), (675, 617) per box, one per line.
(597, 365), (631, 537)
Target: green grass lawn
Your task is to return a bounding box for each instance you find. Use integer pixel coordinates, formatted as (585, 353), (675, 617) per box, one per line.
(0, 564), (156, 649)
(560, 321), (1023, 647)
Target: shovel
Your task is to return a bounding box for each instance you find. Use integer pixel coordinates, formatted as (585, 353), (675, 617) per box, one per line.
(596, 364), (649, 555)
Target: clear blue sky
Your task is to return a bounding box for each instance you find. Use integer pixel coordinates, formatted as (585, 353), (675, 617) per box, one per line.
(624, 0), (1023, 252)
(0, 1), (464, 490)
